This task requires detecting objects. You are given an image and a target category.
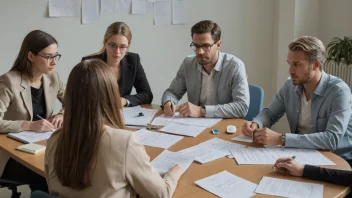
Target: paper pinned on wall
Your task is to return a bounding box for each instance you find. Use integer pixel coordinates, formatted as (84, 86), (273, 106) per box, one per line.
(49, 0), (80, 17)
(132, 0), (147, 14)
(119, 0), (132, 14)
(153, 0), (172, 25)
(101, 0), (118, 13)
(172, 0), (187, 24)
(82, 0), (100, 24)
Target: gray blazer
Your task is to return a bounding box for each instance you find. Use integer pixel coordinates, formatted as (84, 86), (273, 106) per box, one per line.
(162, 52), (249, 118)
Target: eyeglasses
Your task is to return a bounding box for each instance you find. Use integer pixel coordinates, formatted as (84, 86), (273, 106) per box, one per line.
(106, 42), (129, 51)
(190, 42), (216, 51)
(37, 54), (61, 63)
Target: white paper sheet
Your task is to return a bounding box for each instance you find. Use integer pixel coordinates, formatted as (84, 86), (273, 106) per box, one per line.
(172, 0), (187, 24)
(197, 138), (244, 156)
(82, 0), (100, 24)
(8, 131), (54, 144)
(119, 0), (132, 14)
(49, 0), (80, 17)
(179, 147), (227, 164)
(159, 122), (206, 137)
(134, 129), (183, 149)
(123, 106), (158, 126)
(230, 147), (335, 165)
(154, 0), (172, 25)
(255, 177), (323, 198)
(101, 0), (118, 13)
(146, 2), (154, 13)
(195, 171), (257, 198)
(151, 113), (222, 128)
(132, 0), (146, 14)
(150, 150), (194, 174)
(231, 134), (253, 143)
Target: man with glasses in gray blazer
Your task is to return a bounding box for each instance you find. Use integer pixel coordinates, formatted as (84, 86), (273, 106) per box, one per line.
(161, 20), (250, 118)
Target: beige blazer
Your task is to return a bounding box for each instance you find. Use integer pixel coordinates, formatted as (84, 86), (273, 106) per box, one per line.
(0, 71), (65, 176)
(45, 126), (179, 198)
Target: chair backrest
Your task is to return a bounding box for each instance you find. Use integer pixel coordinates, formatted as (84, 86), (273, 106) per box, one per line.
(244, 84), (264, 121)
(30, 191), (57, 198)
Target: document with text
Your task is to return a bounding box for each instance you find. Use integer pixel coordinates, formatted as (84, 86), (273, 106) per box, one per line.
(134, 129), (183, 149)
(151, 150), (194, 174)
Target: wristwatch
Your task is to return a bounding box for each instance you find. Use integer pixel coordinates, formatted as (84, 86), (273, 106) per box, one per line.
(200, 106), (206, 115)
(281, 133), (286, 146)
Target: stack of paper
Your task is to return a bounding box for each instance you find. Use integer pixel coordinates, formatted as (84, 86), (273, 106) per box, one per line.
(123, 106), (158, 126)
(7, 131), (54, 144)
(150, 150), (194, 174)
(255, 177), (323, 198)
(151, 113), (222, 128)
(134, 129), (183, 149)
(159, 122), (206, 137)
(195, 171), (257, 198)
(179, 146), (227, 164)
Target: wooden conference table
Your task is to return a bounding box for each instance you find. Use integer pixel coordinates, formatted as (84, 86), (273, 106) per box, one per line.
(0, 104), (350, 198)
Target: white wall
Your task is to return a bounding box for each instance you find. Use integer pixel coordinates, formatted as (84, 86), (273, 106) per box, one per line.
(0, 0), (276, 113)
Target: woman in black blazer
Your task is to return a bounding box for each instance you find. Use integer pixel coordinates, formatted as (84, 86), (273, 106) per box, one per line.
(82, 22), (153, 107)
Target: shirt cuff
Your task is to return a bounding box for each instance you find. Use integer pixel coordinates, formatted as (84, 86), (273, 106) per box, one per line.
(204, 105), (216, 118)
(252, 118), (264, 128)
(285, 133), (300, 148)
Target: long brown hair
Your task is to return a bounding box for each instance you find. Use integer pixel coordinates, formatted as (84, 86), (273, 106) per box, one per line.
(53, 59), (125, 189)
(96, 22), (132, 55)
(10, 30), (58, 78)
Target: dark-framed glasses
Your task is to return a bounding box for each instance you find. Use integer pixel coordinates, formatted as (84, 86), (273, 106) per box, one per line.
(106, 42), (129, 51)
(190, 42), (216, 51)
(37, 54), (61, 63)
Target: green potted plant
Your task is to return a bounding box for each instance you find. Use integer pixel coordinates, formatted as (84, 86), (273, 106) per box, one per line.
(326, 36), (352, 65)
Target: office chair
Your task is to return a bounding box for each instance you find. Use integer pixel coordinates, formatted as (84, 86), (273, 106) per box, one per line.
(0, 178), (23, 198)
(244, 84), (264, 121)
(30, 190), (57, 198)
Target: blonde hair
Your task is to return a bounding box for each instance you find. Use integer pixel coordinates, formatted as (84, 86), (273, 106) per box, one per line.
(289, 36), (326, 70)
(97, 22), (132, 55)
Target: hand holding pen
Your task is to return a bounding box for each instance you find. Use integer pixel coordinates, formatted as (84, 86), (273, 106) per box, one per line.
(273, 156), (304, 177)
(37, 115), (56, 132)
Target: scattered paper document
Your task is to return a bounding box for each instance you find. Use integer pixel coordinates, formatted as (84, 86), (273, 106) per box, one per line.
(101, 0), (118, 13)
(179, 147), (227, 164)
(134, 129), (183, 149)
(195, 171), (257, 198)
(151, 150), (194, 174)
(147, 1), (154, 13)
(82, 0), (100, 24)
(49, 0), (80, 17)
(231, 134), (253, 143)
(151, 113), (222, 128)
(154, 0), (172, 25)
(159, 122), (206, 137)
(230, 147), (274, 165)
(132, 0), (147, 14)
(197, 138), (244, 156)
(123, 106), (158, 126)
(172, 0), (187, 24)
(8, 131), (54, 144)
(255, 176), (323, 198)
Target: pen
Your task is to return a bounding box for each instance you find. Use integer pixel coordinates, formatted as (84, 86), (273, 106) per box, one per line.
(272, 156), (296, 169)
(37, 115), (55, 132)
(170, 96), (174, 117)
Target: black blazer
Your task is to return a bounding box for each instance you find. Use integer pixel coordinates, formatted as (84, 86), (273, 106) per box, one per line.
(82, 52), (153, 106)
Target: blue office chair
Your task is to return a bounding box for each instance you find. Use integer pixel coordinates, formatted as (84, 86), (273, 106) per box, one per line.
(244, 84), (264, 121)
(30, 191), (57, 198)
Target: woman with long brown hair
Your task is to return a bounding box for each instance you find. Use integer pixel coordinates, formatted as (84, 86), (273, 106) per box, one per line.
(0, 30), (65, 193)
(82, 22), (153, 107)
(44, 59), (182, 198)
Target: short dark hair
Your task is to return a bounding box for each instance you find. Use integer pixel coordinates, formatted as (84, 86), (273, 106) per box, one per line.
(191, 20), (221, 42)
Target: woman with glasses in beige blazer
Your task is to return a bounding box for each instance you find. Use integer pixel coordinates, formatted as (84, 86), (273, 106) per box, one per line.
(0, 30), (65, 193)
(44, 60), (182, 198)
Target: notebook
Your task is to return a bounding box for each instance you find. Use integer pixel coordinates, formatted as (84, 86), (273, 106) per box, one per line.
(7, 131), (53, 143)
(16, 143), (46, 154)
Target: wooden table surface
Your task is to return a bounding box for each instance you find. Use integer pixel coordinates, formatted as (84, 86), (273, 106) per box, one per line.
(0, 105), (350, 198)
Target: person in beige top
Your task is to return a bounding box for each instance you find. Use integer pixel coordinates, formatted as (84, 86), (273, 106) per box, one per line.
(44, 60), (182, 198)
(0, 30), (65, 194)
